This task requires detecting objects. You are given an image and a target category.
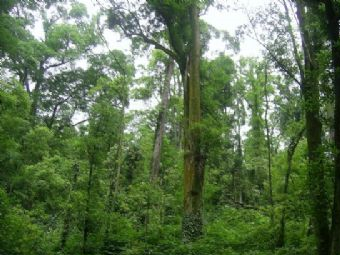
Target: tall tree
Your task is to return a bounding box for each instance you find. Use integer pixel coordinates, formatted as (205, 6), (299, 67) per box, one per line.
(242, 59), (267, 204)
(319, 1), (340, 253)
(182, 3), (203, 240)
(296, 1), (331, 254)
(231, 68), (246, 205)
(109, 0), (206, 240)
(263, 63), (274, 219)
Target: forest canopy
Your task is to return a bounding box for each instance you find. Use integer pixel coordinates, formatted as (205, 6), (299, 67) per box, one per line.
(0, 0), (340, 255)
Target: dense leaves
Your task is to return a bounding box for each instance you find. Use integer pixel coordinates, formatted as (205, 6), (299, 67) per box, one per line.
(1, 0), (340, 255)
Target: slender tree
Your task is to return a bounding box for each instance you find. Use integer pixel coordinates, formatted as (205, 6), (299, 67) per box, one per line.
(277, 127), (305, 247)
(263, 64), (274, 219)
(150, 59), (175, 182)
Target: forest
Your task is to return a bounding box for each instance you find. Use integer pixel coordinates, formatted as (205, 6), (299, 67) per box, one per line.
(1, 0), (340, 254)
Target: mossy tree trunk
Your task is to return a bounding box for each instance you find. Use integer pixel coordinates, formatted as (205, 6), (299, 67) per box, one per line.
(182, 4), (204, 242)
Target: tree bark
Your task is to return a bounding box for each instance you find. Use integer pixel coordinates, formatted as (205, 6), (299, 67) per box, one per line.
(150, 59), (175, 182)
(296, 2), (331, 254)
(182, 4), (204, 242)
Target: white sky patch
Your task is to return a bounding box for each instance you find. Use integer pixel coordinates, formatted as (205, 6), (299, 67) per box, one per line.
(202, 0), (271, 58)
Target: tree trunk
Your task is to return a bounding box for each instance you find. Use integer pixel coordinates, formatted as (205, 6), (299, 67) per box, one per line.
(108, 108), (125, 200)
(150, 59), (175, 182)
(19, 67), (30, 94)
(31, 60), (44, 119)
(264, 65), (274, 220)
(234, 94), (244, 204)
(296, 2), (331, 254)
(182, 4), (204, 242)
(323, 1), (340, 254)
(82, 161), (94, 255)
(233, 131), (243, 204)
(277, 127), (305, 247)
(176, 72), (183, 149)
(237, 134), (244, 204)
(113, 110), (125, 196)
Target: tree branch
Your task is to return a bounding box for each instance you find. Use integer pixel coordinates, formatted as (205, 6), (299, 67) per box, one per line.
(72, 118), (89, 126)
(245, 10), (302, 86)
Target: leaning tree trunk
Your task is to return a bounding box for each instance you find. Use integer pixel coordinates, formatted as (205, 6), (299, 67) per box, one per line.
(277, 127), (305, 247)
(322, 1), (340, 254)
(150, 59), (175, 182)
(182, 4), (204, 242)
(296, 2), (331, 254)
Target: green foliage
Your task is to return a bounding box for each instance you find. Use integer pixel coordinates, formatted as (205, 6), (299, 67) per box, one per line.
(22, 126), (53, 164)
(69, 2), (88, 19)
(14, 156), (72, 212)
(0, 188), (53, 255)
(0, 1), (337, 254)
(0, 80), (30, 186)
